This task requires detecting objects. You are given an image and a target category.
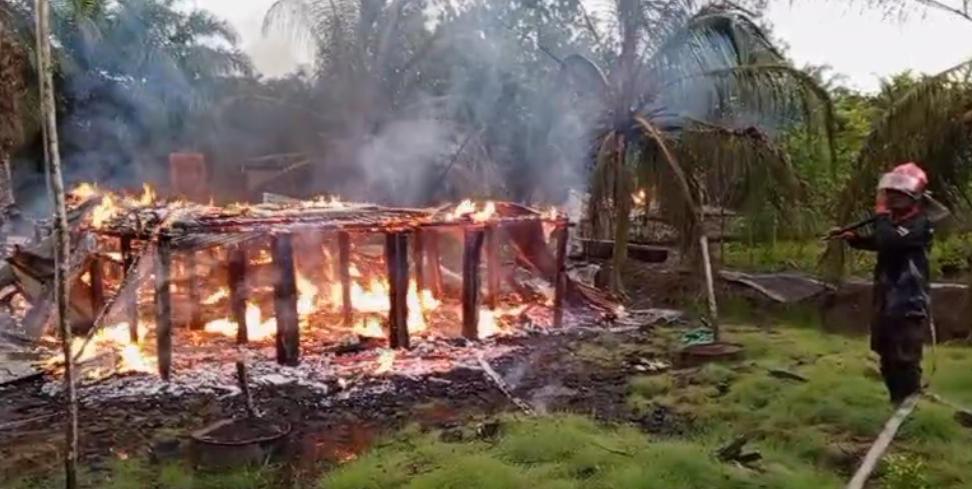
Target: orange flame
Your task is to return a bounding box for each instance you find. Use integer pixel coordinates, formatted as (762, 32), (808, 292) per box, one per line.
(449, 200), (497, 223)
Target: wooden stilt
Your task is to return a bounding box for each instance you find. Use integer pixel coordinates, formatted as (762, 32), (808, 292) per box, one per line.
(88, 256), (104, 317)
(155, 236), (173, 380)
(186, 252), (203, 330)
(121, 236), (138, 343)
(336, 231), (352, 329)
(272, 235), (300, 366)
(485, 225), (500, 309)
(426, 231), (444, 298)
(228, 244), (248, 345)
(385, 232), (410, 349)
(553, 225), (569, 329)
(462, 228), (485, 340)
(412, 230), (425, 294)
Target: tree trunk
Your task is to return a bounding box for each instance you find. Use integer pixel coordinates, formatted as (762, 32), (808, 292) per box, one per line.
(609, 134), (630, 295)
(35, 1), (79, 487)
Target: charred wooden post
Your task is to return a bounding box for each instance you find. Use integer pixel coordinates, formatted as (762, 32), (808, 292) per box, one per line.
(553, 224), (569, 329)
(155, 235), (173, 381)
(272, 235), (300, 366)
(186, 252), (204, 330)
(485, 225), (500, 310)
(462, 228), (486, 340)
(88, 256), (105, 317)
(228, 244), (248, 345)
(426, 231), (444, 298)
(336, 231), (352, 329)
(385, 232), (410, 349)
(120, 236), (138, 343)
(412, 230), (425, 294)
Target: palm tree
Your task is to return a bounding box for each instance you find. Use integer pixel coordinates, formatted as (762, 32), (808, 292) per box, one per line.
(1, 0), (253, 185)
(554, 1), (835, 306)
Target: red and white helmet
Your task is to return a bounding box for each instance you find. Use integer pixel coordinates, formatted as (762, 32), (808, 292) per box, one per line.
(878, 162), (928, 198)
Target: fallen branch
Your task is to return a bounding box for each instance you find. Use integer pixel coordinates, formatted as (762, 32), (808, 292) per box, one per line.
(845, 394), (920, 489)
(476, 354), (535, 416)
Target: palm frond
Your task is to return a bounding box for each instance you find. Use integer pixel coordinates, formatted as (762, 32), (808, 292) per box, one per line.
(655, 64), (837, 166)
(835, 58), (972, 224)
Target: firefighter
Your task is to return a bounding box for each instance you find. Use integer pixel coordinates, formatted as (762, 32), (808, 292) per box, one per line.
(833, 163), (933, 404)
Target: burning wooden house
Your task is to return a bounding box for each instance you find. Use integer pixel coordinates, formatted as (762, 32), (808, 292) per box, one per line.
(52, 185), (606, 382)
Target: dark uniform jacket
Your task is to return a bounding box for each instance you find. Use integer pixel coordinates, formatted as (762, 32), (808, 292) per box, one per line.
(846, 213), (933, 320)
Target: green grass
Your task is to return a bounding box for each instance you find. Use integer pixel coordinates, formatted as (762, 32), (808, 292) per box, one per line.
(321, 324), (972, 489)
(10, 322), (972, 489)
(6, 459), (277, 489)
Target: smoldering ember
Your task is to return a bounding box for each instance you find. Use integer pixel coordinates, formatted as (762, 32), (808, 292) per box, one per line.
(4, 0), (972, 488)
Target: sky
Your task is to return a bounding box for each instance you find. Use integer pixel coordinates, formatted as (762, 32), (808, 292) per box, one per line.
(192, 0), (972, 92)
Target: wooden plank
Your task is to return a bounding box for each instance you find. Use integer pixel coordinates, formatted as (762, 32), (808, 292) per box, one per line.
(426, 231), (444, 298)
(88, 256), (104, 318)
(337, 231), (353, 329)
(121, 236), (138, 343)
(228, 244), (248, 345)
(845, 394), (921, 489)
(462, 229), (485, 340)
(553, 225), (569, 328)
(412, 230), (425, 294)
(385, 232), (410, 349)
(485, 226), (500, 310)
(154, 236), (173, 380)
(272, 235), (300, 366)
(186, 252), (203, 330)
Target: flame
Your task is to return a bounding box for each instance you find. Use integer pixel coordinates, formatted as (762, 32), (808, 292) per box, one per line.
(91, 194), (120, 228)
(633, 189), (647, 207)
(303, 195), (347, 209)
(138, 184), (157, 207)
(449, 200), (497, 223)
(331, 275), (440, 337)
(472, 201), (496, 222)
(202, 288), (229, 306)
(70, 183), (99, 200)
(374, 349), (396, 375)
(204, 303), (277, 341)
(252, 249), (273, 265)
(296, 272), (318, 317)
(542, 206), (560, 220)
(56, 322), (155, 374)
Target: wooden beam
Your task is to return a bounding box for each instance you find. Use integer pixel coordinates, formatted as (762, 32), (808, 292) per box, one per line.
(485, 226), (500, 309)
(385, 232), (410, 349)
(272, 235), (300, 366)
(88, 256), (104, 318)
(845, 394), (920, 489)
(336, 231), (353, 329)
(155, 236), (173, 381)
(186, 252), (204, 330)
(553, 225), (569, 329)
(228, 244), (248, 345)
(426, 230), (444, 298)
(121, 236), (138, 343)
(412, 229), (425, 294)
(462, 229), (485, 340)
